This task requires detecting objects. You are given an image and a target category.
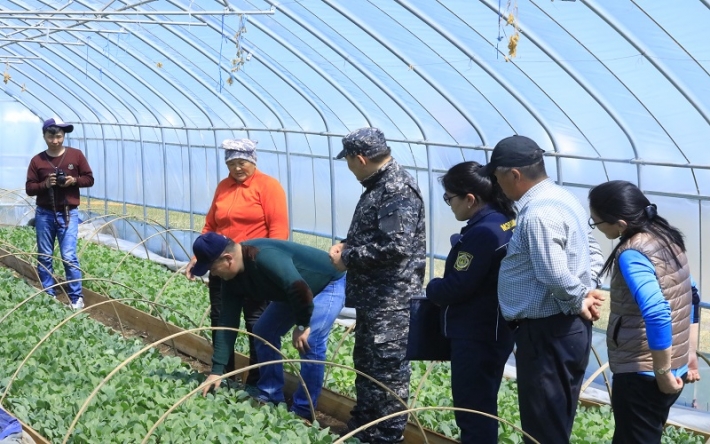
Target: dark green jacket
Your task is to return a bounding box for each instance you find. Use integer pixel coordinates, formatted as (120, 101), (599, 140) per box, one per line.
(212, 238), (345, 375)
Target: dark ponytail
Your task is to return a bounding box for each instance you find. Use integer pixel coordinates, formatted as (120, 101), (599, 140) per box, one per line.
(588, 180), (685, 276)
(439, 161), (515, 219)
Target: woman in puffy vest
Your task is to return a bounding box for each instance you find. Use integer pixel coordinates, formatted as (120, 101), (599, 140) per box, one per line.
(588, 180), (700, 444)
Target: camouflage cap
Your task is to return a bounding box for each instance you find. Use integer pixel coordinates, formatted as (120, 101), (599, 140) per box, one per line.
(335, 127), (389, 159)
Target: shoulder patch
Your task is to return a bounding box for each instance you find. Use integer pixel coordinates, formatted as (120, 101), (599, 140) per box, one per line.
(454, 251), (473, 271)
(500, 220), (516, 231)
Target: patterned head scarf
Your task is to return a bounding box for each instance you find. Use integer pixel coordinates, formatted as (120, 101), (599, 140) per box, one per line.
(221, 139), (258, 164)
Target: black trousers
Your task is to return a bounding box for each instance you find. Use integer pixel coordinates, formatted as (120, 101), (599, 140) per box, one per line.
(450, 334), (514, 444)
(515, 313), (592, 444)
(209, 275), (268, 385)
(611, 372), (684, 444)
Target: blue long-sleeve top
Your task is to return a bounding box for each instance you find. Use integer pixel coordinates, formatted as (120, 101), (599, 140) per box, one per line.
(618, 249), (699, 376)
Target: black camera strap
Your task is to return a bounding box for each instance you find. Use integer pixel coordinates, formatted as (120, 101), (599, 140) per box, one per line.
(44, 148), (69, 225)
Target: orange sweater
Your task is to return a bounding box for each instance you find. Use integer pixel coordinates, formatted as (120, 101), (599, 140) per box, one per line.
(202, 169), (289, 242)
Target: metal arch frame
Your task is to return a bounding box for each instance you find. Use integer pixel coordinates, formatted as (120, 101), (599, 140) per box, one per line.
(271, 0), (440, 273)
(2, 67), (99, 133)
(368, 1), (487, 147)
(149, 2), (312, 236)
(155, 2), (365, 240)
(432, 2), (561, 161)
(0, 8), (273, 16)
(263, 0), (437, 267)
(144, 2), (281, 129)
(528, 0), (668, 169)
(15, 0), (185, 126)
(4, 51), (107, 124)
(185, 6), (352, 132)
(627, 0), (706, 195)
(395, 0), (517, 140)
(631, 0), (710, 123)
(581, 0), (710, 162)
(265, 0), (427, 147)
(9, 40), (140, 125)
(257, 0), (419, 151)
(496, 0), (633, 184)
(0, 80), (87, 138)
(242, 14), (376, 129)
(231, 56), (334, 240)
(319, 0), (449, 149)
(68, 0), (209, 127)
(477, 0), (630, 179)
(11, 42), (145, 126)
(33, 0), (211, 128)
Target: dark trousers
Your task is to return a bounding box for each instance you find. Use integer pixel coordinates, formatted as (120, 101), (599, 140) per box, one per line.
(350, 309), (411, 443)
(515, 313), (592, 444)
(611, 372), (683, 444)
(450, 333), (514, 444)
(209, 275), (268, 386)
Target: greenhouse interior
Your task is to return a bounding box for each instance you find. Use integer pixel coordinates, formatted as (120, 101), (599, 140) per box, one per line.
(1, 0), (709, 443)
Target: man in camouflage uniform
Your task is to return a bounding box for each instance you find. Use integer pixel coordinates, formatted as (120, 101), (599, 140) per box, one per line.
(329, 127), (426, 444)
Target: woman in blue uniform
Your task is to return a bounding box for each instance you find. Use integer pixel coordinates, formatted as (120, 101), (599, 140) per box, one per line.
(426, 161), (516, 444)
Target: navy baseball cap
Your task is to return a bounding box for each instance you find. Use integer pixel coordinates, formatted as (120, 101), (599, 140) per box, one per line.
(191, 232), (230, 277)
(42, 118), (74, 133)
(480, 135), (545, 176)
(335, 127), (389, 160)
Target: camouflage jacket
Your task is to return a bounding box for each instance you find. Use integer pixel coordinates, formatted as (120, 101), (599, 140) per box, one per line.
(342, 158), (426, 311)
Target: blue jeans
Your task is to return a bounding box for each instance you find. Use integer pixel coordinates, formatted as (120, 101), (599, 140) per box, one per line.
(253, 274), (346, 418)
(35, 206), (83, 303)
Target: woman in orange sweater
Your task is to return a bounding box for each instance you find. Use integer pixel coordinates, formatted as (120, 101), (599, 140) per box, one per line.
(187, 138), (289, 387)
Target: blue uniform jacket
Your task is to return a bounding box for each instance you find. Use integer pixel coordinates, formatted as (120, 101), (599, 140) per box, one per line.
(426, 205), (515, 340)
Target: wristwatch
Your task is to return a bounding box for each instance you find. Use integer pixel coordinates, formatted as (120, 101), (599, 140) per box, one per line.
(296, 325), (306, 331)
(653, 367), (671, 375)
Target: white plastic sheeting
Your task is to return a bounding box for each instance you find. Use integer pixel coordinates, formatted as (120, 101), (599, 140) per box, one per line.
(0, 1), (709, 299)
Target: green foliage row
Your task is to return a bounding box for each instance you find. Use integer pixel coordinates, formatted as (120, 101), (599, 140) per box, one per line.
(0, 267), (358, 443)
(0, 226), (705, 443)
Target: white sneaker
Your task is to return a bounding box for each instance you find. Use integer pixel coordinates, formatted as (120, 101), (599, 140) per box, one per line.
(70, 298), (85, 310)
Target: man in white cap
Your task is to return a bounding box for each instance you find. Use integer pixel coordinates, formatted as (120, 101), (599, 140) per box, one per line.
(25, 118), (94, 310)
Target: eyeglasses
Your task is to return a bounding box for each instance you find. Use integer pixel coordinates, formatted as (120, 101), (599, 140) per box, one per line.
(443, 193), (461, 206)
(588, 217), (606, 229)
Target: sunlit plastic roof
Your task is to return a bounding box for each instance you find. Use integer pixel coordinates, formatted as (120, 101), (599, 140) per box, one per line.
(1, 0), (709, 291)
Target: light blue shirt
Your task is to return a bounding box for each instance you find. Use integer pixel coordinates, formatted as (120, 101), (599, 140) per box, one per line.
(499, 179), (604, 320)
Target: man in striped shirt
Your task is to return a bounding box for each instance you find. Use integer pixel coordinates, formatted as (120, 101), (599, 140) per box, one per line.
(480, 135), (605, 444)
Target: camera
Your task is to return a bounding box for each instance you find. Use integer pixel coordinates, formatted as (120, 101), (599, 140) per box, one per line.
(55, 169), (67, 186)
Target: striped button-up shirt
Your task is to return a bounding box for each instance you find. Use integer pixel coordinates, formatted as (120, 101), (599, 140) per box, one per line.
(499, 179), (604, 320)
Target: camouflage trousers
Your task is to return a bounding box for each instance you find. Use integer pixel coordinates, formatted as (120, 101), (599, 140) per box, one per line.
(349, 308), (411, 443)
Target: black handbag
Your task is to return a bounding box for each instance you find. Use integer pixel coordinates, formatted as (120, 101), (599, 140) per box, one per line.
(405, 296), (451, 361)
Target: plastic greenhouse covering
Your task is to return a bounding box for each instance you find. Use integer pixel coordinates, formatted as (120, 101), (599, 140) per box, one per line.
(0, 0), (709, 306)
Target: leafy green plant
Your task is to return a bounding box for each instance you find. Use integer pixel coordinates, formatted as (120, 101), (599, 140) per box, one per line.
(0, 226), (705, 443)
(0, 267), (358, 443)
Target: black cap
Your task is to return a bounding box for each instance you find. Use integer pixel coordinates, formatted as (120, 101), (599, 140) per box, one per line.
(480, 135), (545, 176)
(335, 127), (389, 160)
(191, 232), (230, 277)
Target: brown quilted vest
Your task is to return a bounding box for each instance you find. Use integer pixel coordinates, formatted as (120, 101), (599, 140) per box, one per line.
(607, 232), (691, 374)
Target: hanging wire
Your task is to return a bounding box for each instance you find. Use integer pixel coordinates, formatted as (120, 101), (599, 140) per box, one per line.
(85, 37), (91, 79)
(496, 0), (502, 58)
(218, 14), (225, 92)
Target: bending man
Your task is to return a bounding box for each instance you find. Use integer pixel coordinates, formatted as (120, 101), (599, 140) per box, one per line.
(194, 233), (345, 421)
